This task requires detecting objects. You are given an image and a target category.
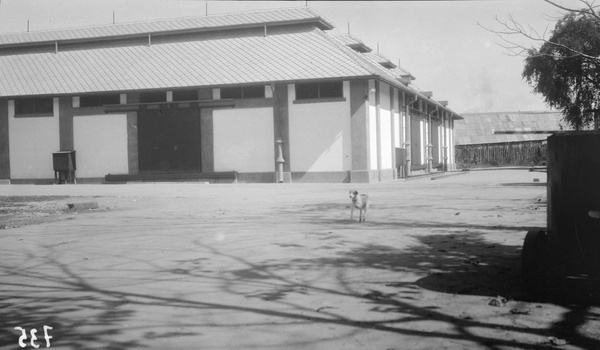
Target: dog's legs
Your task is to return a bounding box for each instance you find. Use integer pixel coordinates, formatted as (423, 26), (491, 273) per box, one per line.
(351, 205), (354, 221)
(363, 205), (368, 222)
(359, 209), (364, 222)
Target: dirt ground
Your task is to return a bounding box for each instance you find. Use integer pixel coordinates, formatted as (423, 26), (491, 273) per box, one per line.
(0, 169), (599, 350)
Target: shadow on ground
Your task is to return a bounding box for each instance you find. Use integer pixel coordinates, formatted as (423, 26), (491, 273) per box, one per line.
(1, 195), (599, 349)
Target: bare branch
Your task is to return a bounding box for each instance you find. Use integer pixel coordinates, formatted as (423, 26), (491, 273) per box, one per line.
(543, 0), (600, 21)
(480, 8), (600, 63)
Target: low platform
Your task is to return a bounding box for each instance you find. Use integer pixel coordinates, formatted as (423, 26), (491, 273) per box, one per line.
(104, 171), (237, 183)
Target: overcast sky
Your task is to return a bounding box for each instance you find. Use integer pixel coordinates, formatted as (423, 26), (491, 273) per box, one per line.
(0, 0), (587, 114)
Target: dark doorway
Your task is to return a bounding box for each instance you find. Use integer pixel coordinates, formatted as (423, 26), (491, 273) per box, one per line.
(138, 106), (201, 172)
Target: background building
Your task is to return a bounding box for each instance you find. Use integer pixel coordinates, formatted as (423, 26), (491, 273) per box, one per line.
(454, 111), (566, 168)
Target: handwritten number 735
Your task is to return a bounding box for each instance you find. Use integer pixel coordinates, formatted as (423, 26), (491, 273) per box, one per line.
(13, 326), (53, 348)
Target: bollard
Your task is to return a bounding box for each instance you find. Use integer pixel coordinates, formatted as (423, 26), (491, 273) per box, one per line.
(275, 138), (285, 183)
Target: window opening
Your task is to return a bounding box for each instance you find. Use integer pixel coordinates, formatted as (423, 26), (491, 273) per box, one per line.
(140, 91), (167, 103)
(80, 94), (120, 107)
(221, 85), (265, 99)
(295, 81), (343, 100)
(173, 90), (199, 102)
(15, 97), (53, 115)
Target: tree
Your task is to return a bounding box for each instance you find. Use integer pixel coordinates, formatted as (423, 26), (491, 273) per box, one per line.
(488, 0), (600, 130)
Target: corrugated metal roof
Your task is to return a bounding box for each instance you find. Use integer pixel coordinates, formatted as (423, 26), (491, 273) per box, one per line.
(0, 7), (333, 46)
(0, 7), (461, 119)
(454, 111), (569, 145)
(363, 52), (395, 67)
(333, 33), (372, 52)
(341, 43), (456, 115)
(0, 28), (371, 97)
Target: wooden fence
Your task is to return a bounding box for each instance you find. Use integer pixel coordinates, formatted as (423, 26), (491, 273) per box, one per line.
(455, 140), (547, 168)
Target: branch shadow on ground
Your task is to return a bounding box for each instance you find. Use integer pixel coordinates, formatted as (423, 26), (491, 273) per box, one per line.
(2, 228), (599, 350)
(0, 191), (597, 350)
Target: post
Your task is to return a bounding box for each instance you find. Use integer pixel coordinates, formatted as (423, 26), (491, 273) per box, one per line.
(275, 138), (285, 183)
(427, 113), (433, 173)
(442, 111), (448, 172)
(404, 95), (417, 178)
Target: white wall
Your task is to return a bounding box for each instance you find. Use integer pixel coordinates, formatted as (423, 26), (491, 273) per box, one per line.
(288, 82), (352, 172)
(394, 92), (401, 149)
(368, 80), (378, 170)
(379, 83), (392, 169)
(73, 114), (129, 178)
(8, 99), (60, 179)
(420, 119), (425, 165)
(449, 119), (455, 166)
(213, 107), (275, 173)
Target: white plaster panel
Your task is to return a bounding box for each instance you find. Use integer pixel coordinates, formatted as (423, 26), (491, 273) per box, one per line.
(213, 107), (274, 172)
(73, 114), (129, 178)
(368, 80), (378, 170)
(288, 82), (351, 172)
(393, 91), (401, 148)
(8, 99), (60, 179)
(380, 110), (392, 169)
(420, 119), (425, 164)
(379, 84), (392, 169)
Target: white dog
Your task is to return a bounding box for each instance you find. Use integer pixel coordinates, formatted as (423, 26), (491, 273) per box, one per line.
(349, 190), (369, 222)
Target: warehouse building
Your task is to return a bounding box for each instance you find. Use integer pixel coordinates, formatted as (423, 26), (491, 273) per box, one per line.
(0, 7), (461, 183)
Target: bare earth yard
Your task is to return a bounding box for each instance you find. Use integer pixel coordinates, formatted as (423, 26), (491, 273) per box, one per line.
(1, 169), (599, 350)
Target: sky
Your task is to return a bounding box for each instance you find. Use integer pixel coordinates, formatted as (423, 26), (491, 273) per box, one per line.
(0, 0), (588, 114)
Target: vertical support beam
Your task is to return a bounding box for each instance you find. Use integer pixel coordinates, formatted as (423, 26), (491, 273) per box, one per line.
(273, 83), (290, 182)
(127, 111), (138, 175)
(404, 95), (415, 177)
(442, 111), (448, 172)
(375, 81), (382, 181)
(427, 109), (433, 173)
(200, 108), (214, 173)
(449, 116), (454, 170)
(390, 86), (396, 179)
(350, 80), (370, 182)
(0, 99), (9, 179)
(59, 97), (73, 151)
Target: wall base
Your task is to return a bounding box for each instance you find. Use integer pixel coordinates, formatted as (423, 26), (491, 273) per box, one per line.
(292, 171), (350, 183)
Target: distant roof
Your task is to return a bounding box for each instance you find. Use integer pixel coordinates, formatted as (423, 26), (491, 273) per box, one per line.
(454, 111), (568, 145)
(0, 7), (334, 47)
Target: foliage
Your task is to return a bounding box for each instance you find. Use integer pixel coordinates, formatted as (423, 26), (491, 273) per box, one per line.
(522, 10), (600, 129)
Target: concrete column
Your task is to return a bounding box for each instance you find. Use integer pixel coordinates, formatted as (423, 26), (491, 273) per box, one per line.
(375, 81), (382, 181)
(442, 111), (448, 172)
(350, 80), (370, 183)
(404, 95), (416, 177)
(427, 111), (433, 173)
(273, 83), (291, 182)
(390, 86), (396, 179)
(59, 97), (74, 151)
(0, 99), (9, 179)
